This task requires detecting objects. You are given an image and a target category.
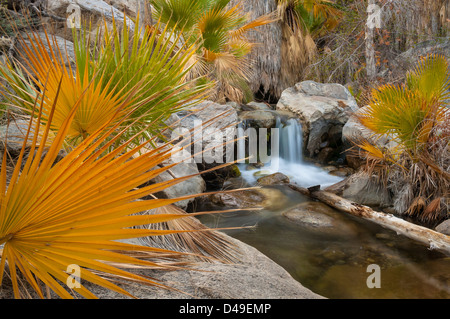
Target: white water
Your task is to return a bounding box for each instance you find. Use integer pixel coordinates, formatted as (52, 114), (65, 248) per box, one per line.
(239, 117), (343, 188)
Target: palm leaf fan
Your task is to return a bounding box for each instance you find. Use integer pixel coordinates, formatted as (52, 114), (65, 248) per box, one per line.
(0, 76), (242, 299)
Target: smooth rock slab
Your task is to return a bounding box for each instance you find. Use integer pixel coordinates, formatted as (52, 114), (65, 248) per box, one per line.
(257, 172), (290, 186)
(277, 80), (359, 158)
(207, 187), (289, 211)
(0, 234), (324, 299)
(93, 236), (324, 299)
(282, 202), (359, 237)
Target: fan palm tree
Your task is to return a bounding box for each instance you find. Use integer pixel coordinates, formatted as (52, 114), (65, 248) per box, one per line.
(150, 0), (277, 103)
(0, 73), (244, 299)
(351, 54), (450, 223)
(277, 0), (343, 37)
(0, 14), (245, 298)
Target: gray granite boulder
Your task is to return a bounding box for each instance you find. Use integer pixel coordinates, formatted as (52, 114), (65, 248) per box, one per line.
(277, 81), (359, 160)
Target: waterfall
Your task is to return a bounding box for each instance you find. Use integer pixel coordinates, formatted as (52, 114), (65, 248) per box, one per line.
(278, 118), (303, 164)
(238, 116), (343, 188)
(236, 121), (247, 163)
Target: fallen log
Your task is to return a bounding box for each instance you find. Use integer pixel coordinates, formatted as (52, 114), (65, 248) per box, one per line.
(287, 183), (450, 255)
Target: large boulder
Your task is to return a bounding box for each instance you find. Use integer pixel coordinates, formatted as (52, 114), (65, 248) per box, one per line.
(146, 158), (206, 211)
(12, 31), (76, 79)
(206, 187), (289, 211)
(174, 100), (239, 190)
(435, 219), (450, 236)
(0, 233), (323, 299)
(325, 172), (393, 209)
(276, 81), (359, 161)
(46, 0), (136, 42)
(391, 40), (450, 80)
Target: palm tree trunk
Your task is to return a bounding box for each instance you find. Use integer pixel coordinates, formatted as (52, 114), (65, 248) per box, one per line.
(229, 0), (282, 100)
(228, 0), (317, 101)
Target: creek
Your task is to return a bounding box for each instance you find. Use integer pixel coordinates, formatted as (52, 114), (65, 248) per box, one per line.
(198, 117), (450, 299)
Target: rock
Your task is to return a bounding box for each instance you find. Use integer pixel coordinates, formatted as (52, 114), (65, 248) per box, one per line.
(392, 40), (450, 80)
(0, 54), (10, 106)
(246, 101), (272, 111)
(207, 187), (289, 210)
(77, 0), (135, 28)
(342, 106), (387, 146)
(316, 147), (335, 164)
(197, 162), (241, 191)
(315, 259), (450, 299)
(435, 219), (450, 236)
(0, 234), (322, 299)
(115, 235), (324, 299)
(276, 81), (359, 159)
(328, 166), (354, 177)
(0, 119), (35, 154)
(253, 169), (272, 177)
(282, 202), (358, 237)
(106, 0), (138, 15)
(238, 110), (277, 128)
(47, 0), (135, 30)
(283, 206), (335, 228)
(145, 156), (206, 211)
(326, 173), (392, 208)
(176, 100), (239, 166)
(16, 31), (76, 72)
(173, 101), (239, 190)
(257, 172), (290, 186)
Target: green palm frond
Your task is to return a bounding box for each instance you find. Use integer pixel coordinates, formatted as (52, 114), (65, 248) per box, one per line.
(358, 55), (449, 153)
(352, 54), (449, 221)
(0, 16), (211, 149)
(277, 0), (343, 36)
(406, 53), (450, 103)
(74, 16), (212, 144)
(151, 0), (276, 102)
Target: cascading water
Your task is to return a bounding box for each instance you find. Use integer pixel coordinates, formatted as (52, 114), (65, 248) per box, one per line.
(239, 116), (342, 188)
(278, 118), (303, 164)
(200, 116), (450, 299)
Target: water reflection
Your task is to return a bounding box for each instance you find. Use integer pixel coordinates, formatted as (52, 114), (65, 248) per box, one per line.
(198, 185), (450, 299)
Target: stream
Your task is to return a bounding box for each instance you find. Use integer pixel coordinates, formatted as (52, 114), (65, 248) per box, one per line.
(198, 118), (450, 299)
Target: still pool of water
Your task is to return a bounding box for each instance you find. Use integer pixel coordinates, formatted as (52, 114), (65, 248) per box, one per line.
(198, 184), (450, 299)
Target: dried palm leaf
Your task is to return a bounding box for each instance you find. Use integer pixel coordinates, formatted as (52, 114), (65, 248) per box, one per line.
(421, 197), (443, 223)
(137, 204), (243, 263)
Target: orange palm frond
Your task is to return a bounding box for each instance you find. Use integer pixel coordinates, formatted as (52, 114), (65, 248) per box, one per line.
(0, 80), (236, 299)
